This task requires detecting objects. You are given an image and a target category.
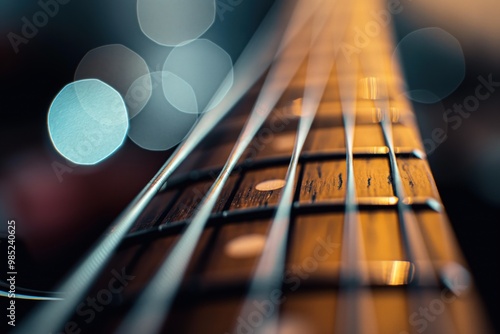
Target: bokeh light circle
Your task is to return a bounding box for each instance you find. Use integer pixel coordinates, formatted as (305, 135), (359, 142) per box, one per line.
(392, 27), (465, 103)
(162, 39), (233, 114)
(75, 44), (152, 118)
(48, 79), (129, 165)
(137, 0), (216, 46)
(127, 72), (198, 151)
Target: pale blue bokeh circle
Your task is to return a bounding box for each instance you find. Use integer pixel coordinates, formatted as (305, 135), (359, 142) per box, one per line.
(137, 0), (216, 46)
(128, 72), (198, 151)
(393, 27), (465, 103)
(74, 44), (152, 119)
(48, 79), (129, 165)
(162, 39), (233, 114)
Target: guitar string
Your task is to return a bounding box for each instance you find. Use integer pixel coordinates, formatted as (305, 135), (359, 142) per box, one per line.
(230, 0), (343, 332)
(12, 1), (298, 333)
(361, 50), (436, 283)
(114, 1), (331, 332)
(334, 48), (379, 333)
(359, 26), (457, 332)
(375, 85), (457, 334)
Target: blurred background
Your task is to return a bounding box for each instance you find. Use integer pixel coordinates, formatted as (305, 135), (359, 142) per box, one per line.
(0, 0), (499, 332)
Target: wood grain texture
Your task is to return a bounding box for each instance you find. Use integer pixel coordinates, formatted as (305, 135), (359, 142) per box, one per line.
(164, 176), (237, 223)
(230, 166), (290, 210)
(130, 190), (178, 232)
(300, 161), (346, 203)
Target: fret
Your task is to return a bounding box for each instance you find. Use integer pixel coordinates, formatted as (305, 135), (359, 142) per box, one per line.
(308, 93), (414, 125)
(167, 108), (422, 182)
(124, 199), (444, 248)
(167, 122), (424, 187)
(130, 154), (442, 233)
(105, 211), (473, 290)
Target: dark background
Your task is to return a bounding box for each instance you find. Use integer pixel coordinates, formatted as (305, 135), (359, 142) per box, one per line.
(0, 0), (499, 332)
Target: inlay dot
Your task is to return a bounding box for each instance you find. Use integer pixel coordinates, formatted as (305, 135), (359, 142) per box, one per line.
(255, 179), (286, 191)
(225, 234), (267, 258)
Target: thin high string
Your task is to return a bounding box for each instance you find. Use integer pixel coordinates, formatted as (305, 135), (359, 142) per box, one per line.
(375, 85), (457, 334)
(231, 1), (351, 332)
(115, 1), (328, 333)
(334, 52), (378, 334)
(360, 40), (457, 332)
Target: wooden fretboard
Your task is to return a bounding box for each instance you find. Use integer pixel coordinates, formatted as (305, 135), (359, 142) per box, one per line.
(15, 0), (491, 333)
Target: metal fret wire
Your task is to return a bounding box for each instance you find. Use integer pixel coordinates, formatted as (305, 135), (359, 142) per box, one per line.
(231, 0), (341, 332)
(12, 1), (295, 333)
(115, 1), (327, 333)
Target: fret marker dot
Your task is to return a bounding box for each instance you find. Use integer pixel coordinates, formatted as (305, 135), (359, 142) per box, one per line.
(47, 79), (128, 165)
(225, 234), (266, 258)
(255, 179), (286, 191)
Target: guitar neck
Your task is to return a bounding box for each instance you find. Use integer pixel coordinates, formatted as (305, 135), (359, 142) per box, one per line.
(15, 0), (491, 333)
